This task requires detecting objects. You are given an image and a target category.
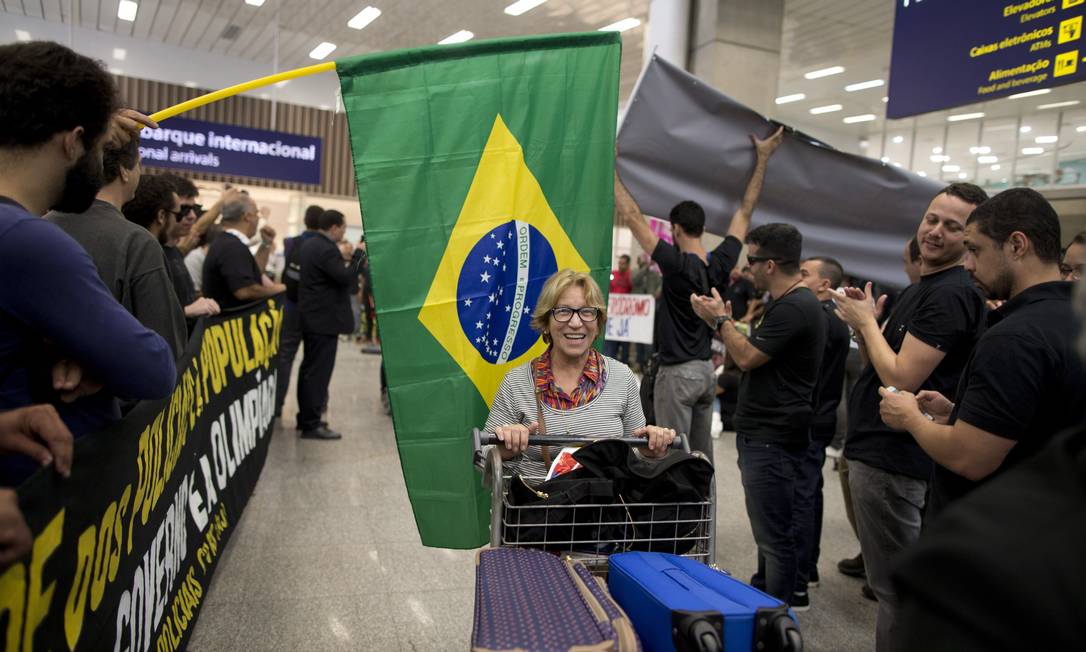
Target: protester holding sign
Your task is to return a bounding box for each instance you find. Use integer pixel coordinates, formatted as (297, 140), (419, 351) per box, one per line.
(0, 41), (177, 485)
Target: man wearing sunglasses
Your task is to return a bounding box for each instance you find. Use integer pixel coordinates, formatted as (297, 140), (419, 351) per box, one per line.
(614, 126), (784, 459)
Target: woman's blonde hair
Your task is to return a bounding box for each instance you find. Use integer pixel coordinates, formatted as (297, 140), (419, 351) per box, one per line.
(531, 269), (607, 344)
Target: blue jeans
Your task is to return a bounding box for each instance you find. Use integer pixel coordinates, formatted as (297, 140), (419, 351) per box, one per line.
(603, 339), (629, 363)
(736, 434), (805, 603)
(793, 429), (832, 592)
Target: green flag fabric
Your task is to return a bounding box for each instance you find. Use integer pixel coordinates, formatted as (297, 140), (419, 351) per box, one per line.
(336, 33), (621, 548)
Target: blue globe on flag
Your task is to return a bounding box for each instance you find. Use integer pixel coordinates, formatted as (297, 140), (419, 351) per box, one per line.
(456, 220), (557, 364)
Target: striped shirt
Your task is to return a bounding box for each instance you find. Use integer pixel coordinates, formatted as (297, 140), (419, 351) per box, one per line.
(485, 355), (645, 478)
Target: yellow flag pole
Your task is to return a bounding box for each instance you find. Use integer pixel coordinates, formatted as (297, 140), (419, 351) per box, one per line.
(149, 61), (337, 123)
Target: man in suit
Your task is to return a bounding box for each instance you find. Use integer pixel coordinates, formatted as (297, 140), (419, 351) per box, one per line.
(296, 209), (365, 440)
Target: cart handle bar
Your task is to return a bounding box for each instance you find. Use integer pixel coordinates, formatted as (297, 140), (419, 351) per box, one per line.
(474, 430), (685, 452)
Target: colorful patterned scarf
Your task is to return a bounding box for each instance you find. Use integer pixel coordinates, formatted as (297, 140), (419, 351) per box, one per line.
(532, 348), (608, 410)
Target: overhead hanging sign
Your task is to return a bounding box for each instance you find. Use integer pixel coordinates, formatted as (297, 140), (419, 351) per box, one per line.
(140, 116), (323, 185)
(887, 0), (1086, 119)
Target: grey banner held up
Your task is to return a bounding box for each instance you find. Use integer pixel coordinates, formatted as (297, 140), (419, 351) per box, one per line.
(616, 55), (944, 289)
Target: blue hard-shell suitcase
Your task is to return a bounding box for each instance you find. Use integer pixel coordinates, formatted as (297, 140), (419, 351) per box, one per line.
(607, 552), (803, 652)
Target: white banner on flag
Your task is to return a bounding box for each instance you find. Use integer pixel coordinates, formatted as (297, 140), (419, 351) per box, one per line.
(605, 293), (655, 344)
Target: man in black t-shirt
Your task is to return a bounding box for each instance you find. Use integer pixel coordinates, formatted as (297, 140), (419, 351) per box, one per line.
(794, 256), (850, 594)
(692, 223), (827, 609)
(202, 196), (286, 310)
(832, 183), (988, 651)
(723, 266), (760, 321)
(615, 126), (784, 457)
(878, 188), (1086, 516)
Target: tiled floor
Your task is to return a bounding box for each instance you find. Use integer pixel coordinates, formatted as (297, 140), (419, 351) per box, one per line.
(188, 346), (876, 651)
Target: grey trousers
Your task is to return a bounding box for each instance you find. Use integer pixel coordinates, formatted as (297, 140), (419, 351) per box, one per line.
(849, 459), (927, 652)
(653, 359), (715, 458)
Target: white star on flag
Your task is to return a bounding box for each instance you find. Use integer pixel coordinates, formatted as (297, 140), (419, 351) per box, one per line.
(505, 305), (511, 312)
(489, 293), (496, 303)
(496, 241), (504, 250)
(475, 321), (483, 329)
(480, 271), (491, 283)
(463, 298), (472, 307)
(483, 255), (492, 264)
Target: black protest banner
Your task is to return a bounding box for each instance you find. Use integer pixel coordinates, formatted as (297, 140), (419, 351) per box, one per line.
(0, 297), (283, 652)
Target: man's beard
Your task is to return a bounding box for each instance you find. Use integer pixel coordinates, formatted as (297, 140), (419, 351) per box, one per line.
(53, 149), (105, 214)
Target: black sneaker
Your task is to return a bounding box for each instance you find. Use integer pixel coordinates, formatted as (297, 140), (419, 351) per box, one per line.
(300, 426), (342, 440)
(790, 591), (810, 612)
(861, 583), (878, 602)
(807, 567), (820, 588)
(837, 553), (866, 578)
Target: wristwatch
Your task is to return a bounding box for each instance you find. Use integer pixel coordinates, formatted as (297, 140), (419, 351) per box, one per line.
(713, 314), (732, 331)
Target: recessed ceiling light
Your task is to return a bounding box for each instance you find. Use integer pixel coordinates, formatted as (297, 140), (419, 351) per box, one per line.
(1008, 88), (1050, 99)
(1020, 125), (1032, 133)
(844, 79), (884, 92)
(991, 165), (1001, 171)
(245, 0), (265, 6)
(947, 112), (985, 122)
(1035, 136), (1059, 144)
(1022, 147), (1045, 155)
(917, 171), (927, 177)
(892, 136), (904, 144)
(183, 81), (198, 88)
(109, 68), (123, 76)
(880, 156), (890, 163)
(1078, 126), (1086, 133)
(932, 146), (943, 154)
(957, 172), (968, 180)
(599, 18), (641, 32)
(504, 0), (547, 16)
(810, 104), (843, 115)
(882, 96), (889, 103)
(893, 162), (903, 168)
(348, 6), (381, 29)
(15, 30), (31, 42)
(977, 155), (998, 164)
(308, 41), (337, 59)
(930, 154), (950, 162)
(774, 93), (806, 104)
(117, 0), (138, 21)
(1038, 100), (1080, 109)
(942, 164), (961, 172)
(112, 48), (127, 61)
(804, 66), (845, 79)
(842, 113), (876, 123)
(969, 146), (991, 154)
(438, 30), (474, 44)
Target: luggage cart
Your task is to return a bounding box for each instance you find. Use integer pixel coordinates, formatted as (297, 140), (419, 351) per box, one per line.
(472, 430), (716, 576)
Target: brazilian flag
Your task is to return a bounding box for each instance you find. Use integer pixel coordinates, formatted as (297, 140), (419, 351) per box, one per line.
(336, 33), (621, 548)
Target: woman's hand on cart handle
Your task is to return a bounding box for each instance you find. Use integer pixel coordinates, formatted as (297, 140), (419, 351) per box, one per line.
(494, 421), (539, 457)
(634, 426), (677, 457)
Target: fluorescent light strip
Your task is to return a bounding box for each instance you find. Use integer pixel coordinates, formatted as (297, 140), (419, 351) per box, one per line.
(968, 146), (990, 154)
(804, 65), (844, 79)
(117, 0), (138, 21)
(1038, 100), (1080, 110)
(774, 93), (806, 105)
(599, 17), (641, 32)
(809, 104), (842, 115)
(245, 0), (265, 6)
(1022, 147), (1044, 155)
(1078, 126), (1086, 133)
(917, 171), (927, 177)
(1035, 136), (1058, 144)
(438, 30), (474, 44)
(348, 6), (381, 29)
(308, 41), (337, 59)
(991, 165), (1001, 171)
(942, 164), (960, 172)
(977, 155), (998, 164)
(842, 113), (876, 123)
(932, 146), (943, 154)
(112, 48), (127, 61)
(929, 155), (949, 162)
(1008, 88), (1050, 99)
(947, 112), (984, 122)
(892, 136), (904, 144)
(844, 79), (884, 92)
(1020, 125), (1032, 133)
(958, 172), (968, 179)
(15, 29), (31, 41)
(504, 0), (547, 16)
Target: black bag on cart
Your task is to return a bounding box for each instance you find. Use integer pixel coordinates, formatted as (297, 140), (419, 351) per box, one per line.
(505, 468), (616, 551)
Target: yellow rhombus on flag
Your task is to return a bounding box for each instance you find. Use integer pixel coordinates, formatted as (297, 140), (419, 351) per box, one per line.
(418, 114), (591, 407)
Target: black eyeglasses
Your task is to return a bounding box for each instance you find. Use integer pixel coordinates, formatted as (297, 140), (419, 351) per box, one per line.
(164, 207), (182, 219)
(179, 203), (204, 218)
(550, 307), (600, 323)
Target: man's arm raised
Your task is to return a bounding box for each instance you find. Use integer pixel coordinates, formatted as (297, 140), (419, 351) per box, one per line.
(614, 170), (660, 255)
(727, 126), (785, 241)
